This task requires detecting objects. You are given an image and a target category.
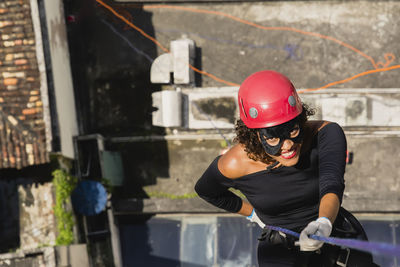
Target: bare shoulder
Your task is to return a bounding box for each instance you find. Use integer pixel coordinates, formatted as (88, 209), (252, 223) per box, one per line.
(218, 144), (254, 179)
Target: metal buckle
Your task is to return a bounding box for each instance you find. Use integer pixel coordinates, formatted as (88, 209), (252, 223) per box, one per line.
(336, 247), (350, 267)
(278, 231), (286, 238)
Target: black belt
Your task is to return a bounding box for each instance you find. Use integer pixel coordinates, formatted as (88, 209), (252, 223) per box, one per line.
(258, 227), (352, 267)
(258, 227), (297, 250)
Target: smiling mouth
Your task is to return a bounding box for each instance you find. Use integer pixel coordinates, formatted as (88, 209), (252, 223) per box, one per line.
(280, 148), (297, 159)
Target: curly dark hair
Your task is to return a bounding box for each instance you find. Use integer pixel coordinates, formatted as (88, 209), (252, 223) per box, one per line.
(234, 103), (315, 164)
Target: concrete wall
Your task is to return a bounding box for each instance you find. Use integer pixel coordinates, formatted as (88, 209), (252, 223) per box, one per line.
(0, 180), (57, 259)
(145, 1), (400, 88)
(67, 1), (400, 214)
(0, 247), (56, 267)
(0, 245), (90, 267)
(129, 87), (400, 213)
(59, 1), (400, 266)
(18, 182), (57, 250)
(43, 0), (78, 159)
(113, 132), (400, 214)
(182, 87), (400, 129)
(73, 0), (400, 132)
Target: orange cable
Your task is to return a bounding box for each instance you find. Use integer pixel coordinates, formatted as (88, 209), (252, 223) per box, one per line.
(376, 53), (395, 68)
(97, 0), (169, 53)
(97, 1), (399, 91)
(143, 4), (390, 69)
(298, 64), (400, 93)
(189, 65), (239, 86)
(96, 0), (239, 87)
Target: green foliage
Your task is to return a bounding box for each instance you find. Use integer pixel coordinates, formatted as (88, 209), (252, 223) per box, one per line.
(100, 177), (114, 194)
(146, 191), (198, 199)
(220, 140), (228, 148)
(52, 169), (78, 246)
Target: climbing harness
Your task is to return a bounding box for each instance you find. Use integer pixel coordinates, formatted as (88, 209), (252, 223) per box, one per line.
(263, 224), (400, 259)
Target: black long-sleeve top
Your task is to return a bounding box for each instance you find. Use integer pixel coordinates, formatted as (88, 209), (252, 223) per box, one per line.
(195, 123), (346, 230)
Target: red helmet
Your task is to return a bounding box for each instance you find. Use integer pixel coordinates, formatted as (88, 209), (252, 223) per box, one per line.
(238, 70), (303, 128)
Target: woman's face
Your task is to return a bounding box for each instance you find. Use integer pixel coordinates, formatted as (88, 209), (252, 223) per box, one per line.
(258, 121), (303, 166)
(267, 138), (302, 166)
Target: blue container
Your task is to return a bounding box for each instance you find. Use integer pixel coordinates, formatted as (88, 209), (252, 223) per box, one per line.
(71, 180), (107, 216)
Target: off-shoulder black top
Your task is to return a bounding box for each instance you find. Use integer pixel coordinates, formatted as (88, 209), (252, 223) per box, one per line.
(195, 123), (346, 230)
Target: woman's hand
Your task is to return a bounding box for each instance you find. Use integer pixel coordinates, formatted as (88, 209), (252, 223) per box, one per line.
(298, 217), (332, 251)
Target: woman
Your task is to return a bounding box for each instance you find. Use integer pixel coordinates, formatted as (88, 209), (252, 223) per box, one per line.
(195, 70), (378, 266)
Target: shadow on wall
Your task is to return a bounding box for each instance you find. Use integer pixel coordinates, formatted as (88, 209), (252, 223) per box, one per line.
(0, 179), (20, 253)
(0, 164), (54, 253)
(64, 0), (169, 198)
(65, 0), (163, 135)
(108, 140), (170, 199)
(64, 1), (172, 265)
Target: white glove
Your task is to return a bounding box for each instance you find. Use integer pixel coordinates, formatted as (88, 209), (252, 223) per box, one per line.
(299, 217), (332, 251)
(246, 209), (265, 228)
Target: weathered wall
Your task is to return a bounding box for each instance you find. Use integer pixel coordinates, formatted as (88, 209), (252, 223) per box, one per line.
(64, 0), (162, 136)
(18, 182), (57, 250)
(183, 87), (400, 129)
(64, 0), (400, 214)
(59, 2), (400, 266)
(0, 247), (56, 267)
(126, 1), (399, 88)
(110, 87), (400, 213)
(42, 0), (78, 159)
(65, 1), (400, 135)
(113, 132), (400, 214)
(0, 179), (56, 253)
(344, 134), (400, 212)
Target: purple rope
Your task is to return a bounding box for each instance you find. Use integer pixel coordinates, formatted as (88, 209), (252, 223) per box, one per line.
(266, 225), (400, 258)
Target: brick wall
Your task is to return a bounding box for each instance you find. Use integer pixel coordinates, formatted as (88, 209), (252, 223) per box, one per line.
(0, 0), (49, 169)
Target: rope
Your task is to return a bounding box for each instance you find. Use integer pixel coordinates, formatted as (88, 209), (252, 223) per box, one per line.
(265, 225), (400, 258)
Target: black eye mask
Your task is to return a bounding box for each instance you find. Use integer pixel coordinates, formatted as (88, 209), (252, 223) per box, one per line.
(258, 117), (303, 156)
